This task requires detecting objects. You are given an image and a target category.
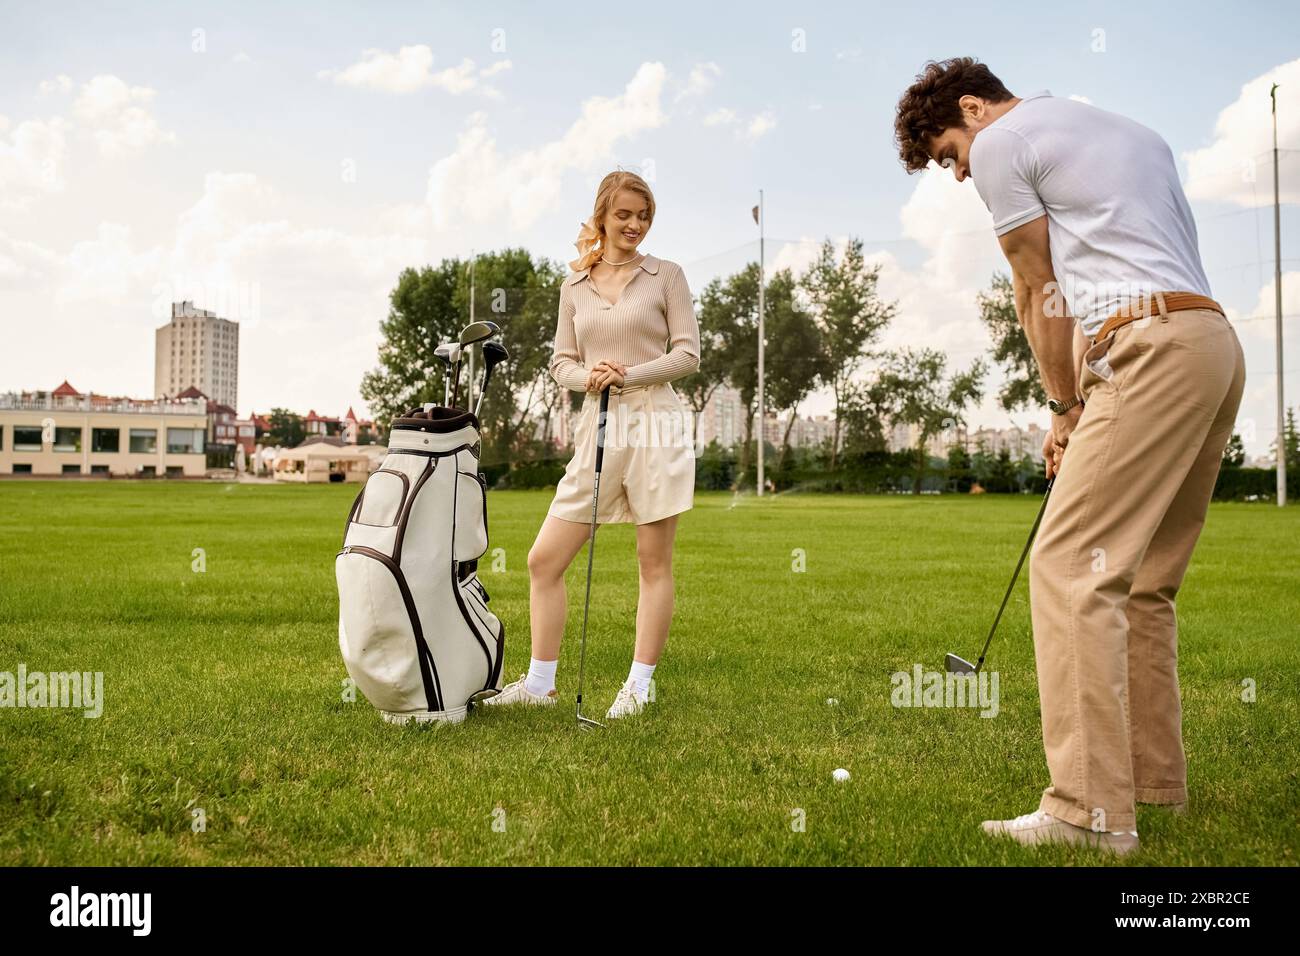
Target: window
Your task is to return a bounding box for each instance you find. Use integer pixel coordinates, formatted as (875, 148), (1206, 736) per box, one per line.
(13, 464), (32, 474)
(165, 466), (184, 478)
(91, 465), (109, 475)
(13, 426), (43, 452)
(92, 428), (120, 453)
(129, 428), (157, 453)
(167, 428), (204, 454)
(53, 427), (82, 452)
(62, 464), (81, 475)
(139, 465), (156, 477)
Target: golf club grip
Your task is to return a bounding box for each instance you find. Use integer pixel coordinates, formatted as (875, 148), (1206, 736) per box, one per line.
(594, 388), (610, 472)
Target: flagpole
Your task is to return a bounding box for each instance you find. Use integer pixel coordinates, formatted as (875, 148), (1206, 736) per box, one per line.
(1272, 83), (1286, 506)
(757, 190), (765, 498)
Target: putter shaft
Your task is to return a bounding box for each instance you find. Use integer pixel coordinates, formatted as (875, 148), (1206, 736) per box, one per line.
(969, 476), (1055, 673)
(575, 388), (611, 727)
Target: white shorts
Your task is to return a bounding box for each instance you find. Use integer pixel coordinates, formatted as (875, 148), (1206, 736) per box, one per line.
(548, 382), (695, 526)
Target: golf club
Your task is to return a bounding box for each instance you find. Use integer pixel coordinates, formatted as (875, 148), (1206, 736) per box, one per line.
(945, 475), (1055, 675)
(453, 321), (500, 409)
(576, 387), (611, 730)
(434, 342), (456, 407)
(474, 342), (508, 417)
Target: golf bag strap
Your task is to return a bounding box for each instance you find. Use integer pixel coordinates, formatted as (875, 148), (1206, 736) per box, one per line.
(1092, 292), (1224, 344)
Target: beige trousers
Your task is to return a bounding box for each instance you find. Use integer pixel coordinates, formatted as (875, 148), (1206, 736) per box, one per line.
(1030, 305), (1245, 831)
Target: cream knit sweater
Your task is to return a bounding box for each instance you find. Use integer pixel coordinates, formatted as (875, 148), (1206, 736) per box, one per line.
(549, 254), (701, 391)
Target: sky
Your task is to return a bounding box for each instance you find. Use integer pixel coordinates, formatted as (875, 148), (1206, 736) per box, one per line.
(1, 0), (1298, 458)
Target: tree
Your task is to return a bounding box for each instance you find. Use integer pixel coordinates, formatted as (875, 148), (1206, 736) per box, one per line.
(360, 261), (464, 428)
(989, 447), (1018, 494)
(456, 249), (564, 462)
(265, 408), (305, 447)
(359, 250), (563, 464)
(873, 348), (987, 494)
(708, 264), (762, 479)
(1286, 407), (1300, 472)
(978, 272), (1046, 411)
(801, 238), (895, 469)
(762, 269), (826, 471)
(947, 444), (974, 493)
(838, 377), (891, 458)
(677, 269), (743, 450)
(1222, 432), (1245, 468)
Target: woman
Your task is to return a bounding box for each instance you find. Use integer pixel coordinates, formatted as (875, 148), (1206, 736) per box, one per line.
(483, 170), (700, 719)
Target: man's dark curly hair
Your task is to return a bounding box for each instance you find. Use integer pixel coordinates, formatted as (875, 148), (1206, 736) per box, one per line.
(894, 58), (1014, 173)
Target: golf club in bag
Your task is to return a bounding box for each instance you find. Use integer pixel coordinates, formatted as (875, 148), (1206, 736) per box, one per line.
(946, 476), (1055, 675)
(336, 337), (506, 724)
(453, 321), (500, 409)
(575, 387), (611, 730)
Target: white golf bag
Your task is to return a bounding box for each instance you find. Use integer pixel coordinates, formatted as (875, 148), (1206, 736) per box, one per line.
(336, 407), (504, 724)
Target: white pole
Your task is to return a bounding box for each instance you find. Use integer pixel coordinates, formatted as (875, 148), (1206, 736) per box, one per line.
(468, 254), (476, 412)
(757, 190), (765, 498)
(1272, 84), (1287, 506)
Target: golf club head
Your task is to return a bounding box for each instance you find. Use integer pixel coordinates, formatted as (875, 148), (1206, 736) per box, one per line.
(577, 713), (605, 731)
(474, 342), (509, 416)
(467, 688), (501, 707)
(945, 653), (977, 675)
(458, 320), (500, 349)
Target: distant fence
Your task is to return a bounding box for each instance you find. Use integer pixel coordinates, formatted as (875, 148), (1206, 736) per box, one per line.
(483, 454), (1292, 502)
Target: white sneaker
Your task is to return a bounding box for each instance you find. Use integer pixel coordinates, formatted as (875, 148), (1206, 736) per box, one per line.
(606, 679), (648, 719)
(477, 674), (557, 708)
(981, 809), (1139, 855)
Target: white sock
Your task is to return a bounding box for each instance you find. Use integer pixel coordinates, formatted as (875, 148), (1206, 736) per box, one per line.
(524, 658), (557, 697)
(627, 660), (656, 701)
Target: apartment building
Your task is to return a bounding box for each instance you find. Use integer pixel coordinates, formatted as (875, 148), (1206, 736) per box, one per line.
(0, 381), (208, 478)
(155, 301), (240, 409)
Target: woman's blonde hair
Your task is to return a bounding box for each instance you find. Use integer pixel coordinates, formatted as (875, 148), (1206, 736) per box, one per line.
(570, 170), (656, 272)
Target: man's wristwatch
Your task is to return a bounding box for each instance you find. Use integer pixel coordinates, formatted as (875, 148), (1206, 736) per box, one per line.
(1048, 396), (1083, 416)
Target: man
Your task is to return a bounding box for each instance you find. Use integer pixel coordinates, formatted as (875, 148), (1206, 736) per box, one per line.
(894, 58), (1245, 853)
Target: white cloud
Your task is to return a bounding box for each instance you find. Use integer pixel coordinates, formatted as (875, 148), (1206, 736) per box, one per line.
(0, 228), (60, 284)
(678, 62), (721, 100)
(4, 171), (430, 414)
(1243, 270), (1300, 330)
(56, 222), (162, 304)
(1183, 57), (1300, 207)
(0, 116), (69, 208)
(702, 106), (776, 141)
(318, 45), (507, 96)
(745, 111), (777, 141)
(39, 74), (73, 95)
(73, 75), (176, 158)
(232, 52), (251, 64)
(426, 62), (667, 232)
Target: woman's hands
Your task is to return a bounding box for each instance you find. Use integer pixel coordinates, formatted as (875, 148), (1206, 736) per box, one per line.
(585, 360), (627, 392)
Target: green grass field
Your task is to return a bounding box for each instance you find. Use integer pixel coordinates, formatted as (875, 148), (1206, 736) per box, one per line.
(1, 481), (1296, 866)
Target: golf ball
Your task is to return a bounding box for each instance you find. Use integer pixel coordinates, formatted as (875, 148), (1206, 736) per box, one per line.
(826, 697), (839, 707)
(832, 768), (850, 783)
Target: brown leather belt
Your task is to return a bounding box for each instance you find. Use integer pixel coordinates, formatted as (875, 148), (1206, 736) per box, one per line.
(1093, 292), (1224, 343)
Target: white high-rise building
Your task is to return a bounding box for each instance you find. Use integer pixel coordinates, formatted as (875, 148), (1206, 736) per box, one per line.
(155, 301), (240, 408)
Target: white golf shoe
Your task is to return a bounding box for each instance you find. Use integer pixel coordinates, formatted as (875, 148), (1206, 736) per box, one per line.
(981, 809), (1139, 855)
(477, 675), (557, 708)
(606, 679), (649, 719)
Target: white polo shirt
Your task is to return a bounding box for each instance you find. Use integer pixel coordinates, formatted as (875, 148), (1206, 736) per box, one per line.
(969, 92), (1212, 336)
